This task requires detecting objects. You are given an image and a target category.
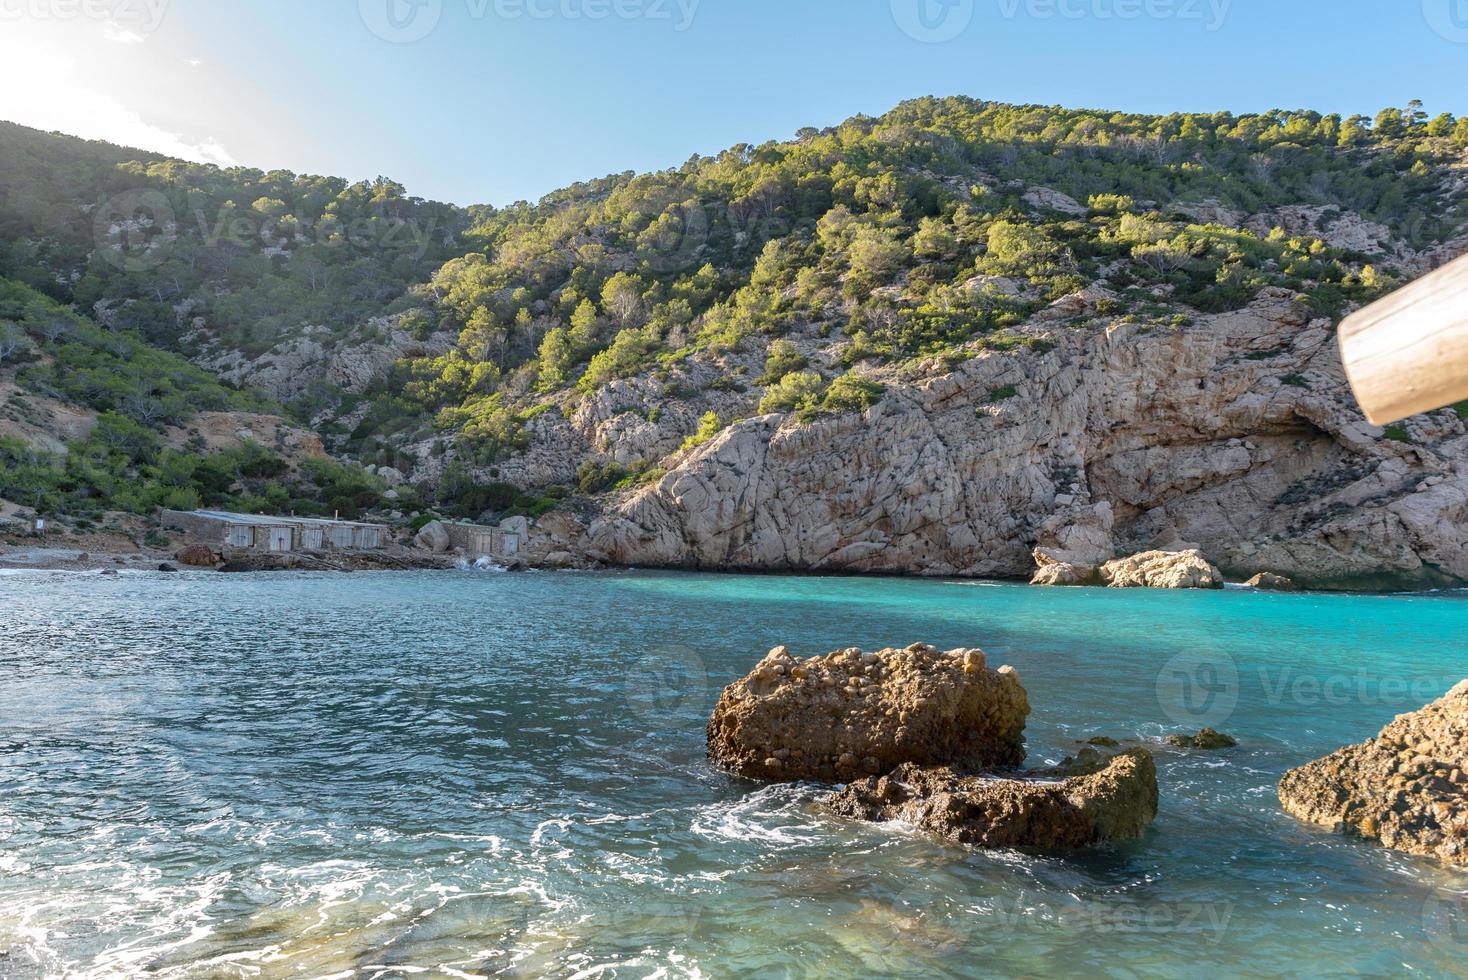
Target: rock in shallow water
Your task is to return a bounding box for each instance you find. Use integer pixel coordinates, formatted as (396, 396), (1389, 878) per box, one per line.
(826, 749), (1159, 849)
(1030, 557), (1100, 587)
(1245, 572), (1298, 592)
(1167, 728), (1238, 750)
(1100, 550), (1224, 590)
(1278, 681), (1468, 866)
(706, 643), (1029, 783)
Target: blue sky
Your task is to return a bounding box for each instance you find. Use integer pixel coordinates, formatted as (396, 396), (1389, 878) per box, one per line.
(0, 0), (1465, 206)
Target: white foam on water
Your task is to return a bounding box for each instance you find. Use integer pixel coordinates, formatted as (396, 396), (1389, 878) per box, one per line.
(688, 784), (828, 846)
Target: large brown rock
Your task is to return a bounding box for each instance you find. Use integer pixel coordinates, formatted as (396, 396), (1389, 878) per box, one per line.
(826, 748), (1159, 849)
(1100, 550), (1224, 589)
(707, 644), (1029, 783)
(174, 544), (218, 568)
(1278, 681), (1468, 866)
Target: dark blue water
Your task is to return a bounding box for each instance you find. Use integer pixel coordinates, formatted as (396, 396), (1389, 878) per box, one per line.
(1, 569), (1465, 977)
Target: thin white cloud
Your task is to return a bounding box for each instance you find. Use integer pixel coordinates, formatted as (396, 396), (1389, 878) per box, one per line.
(104, 22), (146, 44)
(0, 36), (235, 166)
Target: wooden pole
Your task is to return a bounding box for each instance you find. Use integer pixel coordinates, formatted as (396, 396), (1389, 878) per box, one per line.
(1339, 252), (1468, 426)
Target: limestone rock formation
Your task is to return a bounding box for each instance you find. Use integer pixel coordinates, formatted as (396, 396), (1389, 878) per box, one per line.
(706, 644), (1029, 782)
(1031, 559), (1100, 587)
(584, 289), (1468, 591)
(826, 749), (1159, 849)
(1100, 550), (1224, 590)
(1278, 681), (1468, 866)
(1245, 572), (1298, 591)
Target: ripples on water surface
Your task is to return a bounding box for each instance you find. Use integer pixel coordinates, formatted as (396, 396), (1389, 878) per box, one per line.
(1, 569), (1466, 977)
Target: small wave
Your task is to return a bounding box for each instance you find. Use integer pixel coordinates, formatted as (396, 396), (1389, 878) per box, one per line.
(454, 556), (508, 572)
(689, 784), (828, 846)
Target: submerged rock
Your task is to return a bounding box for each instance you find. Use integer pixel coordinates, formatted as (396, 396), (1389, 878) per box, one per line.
(1100, 550), (1224, 590)
(1278, 681), (1468, 866)
(826, 749), (1159, 850)
(707, 644), (1029, 782)
(1245, 572), (1298, 592)
(1167, 728), (1238, 749)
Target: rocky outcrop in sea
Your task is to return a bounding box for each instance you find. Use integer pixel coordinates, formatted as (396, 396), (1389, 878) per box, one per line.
(1278, 681), (1468, 866)
(707, 644), (1029, 782)
(827, 750), (1159, 850)
(708, 643), (1158, 850)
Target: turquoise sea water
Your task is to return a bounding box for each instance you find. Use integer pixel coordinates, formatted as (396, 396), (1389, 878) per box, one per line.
(1, 569), (1465, 978)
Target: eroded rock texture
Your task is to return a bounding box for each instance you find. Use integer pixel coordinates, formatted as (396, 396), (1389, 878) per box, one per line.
(826, 749), (1159, 849)
(706, 644), (1029, 783)
(1099, 550), (1224, 590)
(1279, 681), (1468, 866)
(590, 289), (1468, 591)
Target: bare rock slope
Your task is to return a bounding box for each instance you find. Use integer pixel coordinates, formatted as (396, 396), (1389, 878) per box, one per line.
(1279, 681), (1468, 866)
(590, 289), (1468, 590)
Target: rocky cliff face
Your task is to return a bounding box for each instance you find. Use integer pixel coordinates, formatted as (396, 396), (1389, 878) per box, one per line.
(585, 288), (1468, 590)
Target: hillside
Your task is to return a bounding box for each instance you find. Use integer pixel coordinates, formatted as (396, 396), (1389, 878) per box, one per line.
(3, 98), (1468, 586)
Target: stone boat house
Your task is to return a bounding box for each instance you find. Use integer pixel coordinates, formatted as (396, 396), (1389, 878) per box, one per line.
(442, 516), (530, 558)
(162, 510), (388, 553)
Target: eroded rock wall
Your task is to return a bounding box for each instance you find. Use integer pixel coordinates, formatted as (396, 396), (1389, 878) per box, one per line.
(589, 289), (1468, 590)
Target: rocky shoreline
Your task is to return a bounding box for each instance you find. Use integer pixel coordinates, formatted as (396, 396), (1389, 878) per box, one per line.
(708, 642), (1466, 867)
(567, 289), (1468, 594)
(708, 643), (1160, 851)
(1279, 682), (1468, 867)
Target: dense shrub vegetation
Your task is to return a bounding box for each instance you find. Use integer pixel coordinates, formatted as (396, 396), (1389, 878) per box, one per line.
(0, 122), (467, 356)
(368, 98), (1464, 454)
(2, 97), (1466, 519)
(0, 427), (389, 520)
